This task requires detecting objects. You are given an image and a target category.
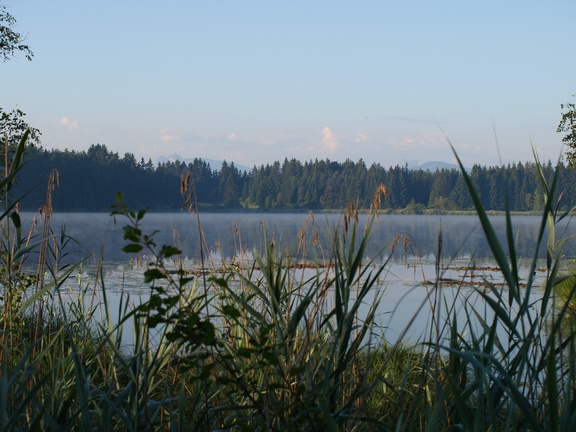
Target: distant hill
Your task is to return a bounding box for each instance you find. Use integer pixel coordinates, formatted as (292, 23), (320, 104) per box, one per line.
(157, 155), (466, 173)
(406, 160), (467, 172)
(417, 161), (460, 171)
(156, 154), (252, 172)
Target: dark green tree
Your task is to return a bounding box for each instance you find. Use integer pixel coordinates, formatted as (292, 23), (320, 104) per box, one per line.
(558, 95), (576, 165)
(385, 165), (409, 208)
(0, 3), (33, 62)
(429, 169), (456, 209)
(364, 163), (386, 207)
(449, 174), (472, 210)
(280, 158), (301, 208)
(1, 6), (40, 153)
(219, 161), (241, 208)
(320, 171), (342, 209)
(487, 167), (505, 210)
(0, 108), (41, 147)
(409, 168), (432, 206)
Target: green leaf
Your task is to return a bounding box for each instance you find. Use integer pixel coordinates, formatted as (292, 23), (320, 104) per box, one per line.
(201, 323), (216, 344)
(122, 243), (143, 253)
(148, 314), (164, 327)
(262, 350), (277, 363)
(209, 276), (230, 289)
(268, 383), (285, 391)
(10, 211), (21, 229)
(222, 304), (241, 319)
(160, 244), (181, 258)
(6, 129), (28, 191)
(122, 226), (142, 242)
(149, 294), (163, 308)
(144, 268), (166, 282)
(237, 347), (253, 358)
(10, 211), (21, 244)
(179, 276), (195, 285)
(164, 295), (179, 308)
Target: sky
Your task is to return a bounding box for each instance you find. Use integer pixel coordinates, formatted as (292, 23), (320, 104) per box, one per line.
(3, 1), (576, 169)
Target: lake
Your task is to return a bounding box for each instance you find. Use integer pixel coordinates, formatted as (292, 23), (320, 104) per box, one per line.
(21, 212), (576, 263)
(20, 212), (573, 344)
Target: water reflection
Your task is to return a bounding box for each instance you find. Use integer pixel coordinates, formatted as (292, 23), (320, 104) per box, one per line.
(57, 255), (545, 346)
(28, 211), (556, 347)
(19, 212), (576, 264)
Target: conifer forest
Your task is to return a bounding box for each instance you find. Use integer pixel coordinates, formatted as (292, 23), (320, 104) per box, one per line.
(17, 144), (569, 213)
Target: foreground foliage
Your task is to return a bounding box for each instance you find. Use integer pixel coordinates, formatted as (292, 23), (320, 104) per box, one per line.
(2, 136), (576, 430)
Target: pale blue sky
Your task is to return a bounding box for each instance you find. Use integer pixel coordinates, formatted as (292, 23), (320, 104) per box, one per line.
(3, 1), (575, 168)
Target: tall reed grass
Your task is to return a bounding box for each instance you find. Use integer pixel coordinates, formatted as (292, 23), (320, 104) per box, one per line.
(1, 133), (576, 430)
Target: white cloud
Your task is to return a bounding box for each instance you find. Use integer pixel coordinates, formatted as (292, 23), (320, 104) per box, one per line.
(389, 132), (446, 150)
(321, 127), (339, 152)
(160, 128), (179, 142)
(355, 132), (370, 143)
(59, 116), (78, 130)
(227, 133), (238, 141)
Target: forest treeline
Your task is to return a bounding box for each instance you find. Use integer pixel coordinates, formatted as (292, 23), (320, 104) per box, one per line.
(13, 143), (572, 213)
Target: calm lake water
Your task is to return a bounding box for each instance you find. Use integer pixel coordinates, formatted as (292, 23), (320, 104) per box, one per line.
(21, 212), (573, 344)
(21, 212), (576, 263)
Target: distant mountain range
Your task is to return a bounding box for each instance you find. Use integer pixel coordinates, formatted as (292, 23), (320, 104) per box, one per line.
(408, 161), (462, 171)
(156, 154), (252, 172)
(157, 155), (463, 173)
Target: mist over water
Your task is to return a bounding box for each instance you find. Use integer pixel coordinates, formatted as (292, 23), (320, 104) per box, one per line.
(20, 212), (576, 264)
(22, 211), (564, 345)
